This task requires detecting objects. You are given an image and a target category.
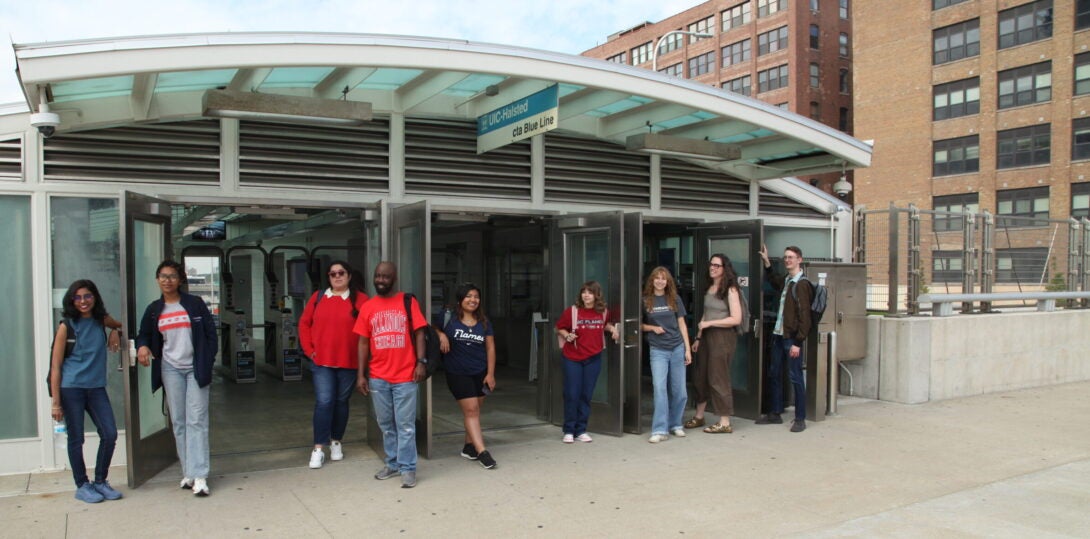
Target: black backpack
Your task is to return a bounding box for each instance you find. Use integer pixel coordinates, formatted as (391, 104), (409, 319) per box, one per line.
(403, 293), (442, 379)
(45, 319), (77, 398)
(791, 275), (829, 325)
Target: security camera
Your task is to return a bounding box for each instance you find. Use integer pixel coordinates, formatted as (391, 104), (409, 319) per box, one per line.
(30, 111), (61, 138)
(832, 177), (853, 199)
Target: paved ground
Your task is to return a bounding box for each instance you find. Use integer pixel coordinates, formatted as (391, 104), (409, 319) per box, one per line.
(2, 381), (1089, 538)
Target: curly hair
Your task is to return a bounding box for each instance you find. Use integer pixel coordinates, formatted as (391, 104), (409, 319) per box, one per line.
(574, 281), (607, 313)
(642, 266), (679, 313)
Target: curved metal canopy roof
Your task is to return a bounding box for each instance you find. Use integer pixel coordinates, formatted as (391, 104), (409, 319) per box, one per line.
(12, 32), (870, 181)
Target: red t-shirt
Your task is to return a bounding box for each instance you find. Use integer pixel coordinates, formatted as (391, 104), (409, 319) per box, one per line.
(353, 293), (427, 383)
(555, 305), (608, 361)
(298, 289), (369, 369)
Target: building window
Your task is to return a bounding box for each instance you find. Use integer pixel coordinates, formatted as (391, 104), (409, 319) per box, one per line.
(811, 0), (820, 10)
(776, 102), (789, 109)
(810, 63), (820, 87)
(661, 32), (684, 54)
(758, 64), (789, 92)
(722, 39), (752, 67)
(933, 77), (980, 120)
(758, 26), (789, 55)
(1073, 117), (1090, 161)
(997, 0), (1053, 50)
(758, 0), (787, 18)
(688, 51), (716, 77)
(727, 75), (752, 96)
(810, 101), (821, 120)
(810, 25), (820, 49)
(996, 248), (1049, 283)
(997, 186), (1050, 227)
(933, 193), (979, 232)
(839, 69), (851, 93)
(933, 135), (980, 176)
(933, 19), (980, 65)
(689, 17), (714, 42)
(839, 107), (850, 131)
(659, 63), (684, 77)
(1076, 52), (1090, 95)
(997, 124), (1051, 169)
(998, 61), (1052, 109)
(722, 2), (753, 31)
(1073, 182), (1090, 219)
(631, 42), (653, 65)
(932, 251), (964, 283)
(933, 0), (968, 9)
(839, 33), (850, 57)
(839, 0), (849, 18)
(606, 52), (627, 64)
(1079, 0), (1090, 30)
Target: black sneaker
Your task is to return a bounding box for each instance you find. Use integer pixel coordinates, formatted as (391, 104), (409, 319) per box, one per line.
(790, 419), (807, 433)
(754, 413), (783, 425)
(460, 443), (479, 460)
(477, 450), (497, 469)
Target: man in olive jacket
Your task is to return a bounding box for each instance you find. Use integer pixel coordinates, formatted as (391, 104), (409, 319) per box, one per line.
(755, 245), (813, 433)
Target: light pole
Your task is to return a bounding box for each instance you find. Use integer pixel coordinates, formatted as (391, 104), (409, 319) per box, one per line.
(652, 30), (714, 72)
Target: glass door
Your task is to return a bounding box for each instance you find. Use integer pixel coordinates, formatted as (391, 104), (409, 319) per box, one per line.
(384, 201), (433, 457)
(693, 219), (764, 420)
(547, 212), (626, 436)
(119, 192), (177, 488)
(621, 212), (643, 434)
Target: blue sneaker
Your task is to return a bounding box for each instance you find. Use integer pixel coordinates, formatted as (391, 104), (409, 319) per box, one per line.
(92, 480), (123, 500)
(75, 483), (104, 503)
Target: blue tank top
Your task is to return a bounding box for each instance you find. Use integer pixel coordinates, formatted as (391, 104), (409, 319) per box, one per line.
(61, 317), (108, 388)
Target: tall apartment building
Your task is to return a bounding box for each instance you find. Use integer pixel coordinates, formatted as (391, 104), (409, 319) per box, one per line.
(855, 0), (1090, 294)
(582, 0), (855, 196)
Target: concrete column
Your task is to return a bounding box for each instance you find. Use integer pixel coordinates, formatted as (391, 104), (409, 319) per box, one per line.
(389, 113), (406, 201)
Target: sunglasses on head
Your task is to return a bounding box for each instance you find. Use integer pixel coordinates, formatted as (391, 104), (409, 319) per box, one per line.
(328, 270), (347, 278)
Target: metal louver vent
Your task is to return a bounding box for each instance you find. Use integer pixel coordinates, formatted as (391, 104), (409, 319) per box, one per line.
(544, 133), (649, 207)
(239, 120), (389, 191)
(759, 186), (825, 217)
(0, 136), (20, 179)
(404, 119), (531, 200)
(660, 157), (751, 213)
(43, 121), (220, 184)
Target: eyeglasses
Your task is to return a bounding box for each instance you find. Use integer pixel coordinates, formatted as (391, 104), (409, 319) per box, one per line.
(72, 293), (95, 302)
(157, 273), (180, 281)
(328, 270), (347, 278)
(709, 263), (723, 268)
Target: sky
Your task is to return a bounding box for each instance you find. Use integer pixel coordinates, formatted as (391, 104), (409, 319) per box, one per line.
(0, 0), (700, 106)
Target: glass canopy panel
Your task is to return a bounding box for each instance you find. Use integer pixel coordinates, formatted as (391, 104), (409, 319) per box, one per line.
(443, 74), (507, 97)
(357, 68), (424, 90)
(557, 83), (585, 98)
(52, 76), (134, 103)
(585, 95), (654, 117)
(653, 110), (716, 130)
(715, 128), (776, 144)
(260, 67), (336, 89)
(155, 69), (238, 93)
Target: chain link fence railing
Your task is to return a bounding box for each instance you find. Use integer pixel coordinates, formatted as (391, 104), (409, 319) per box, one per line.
(855, 203), (1090, 315)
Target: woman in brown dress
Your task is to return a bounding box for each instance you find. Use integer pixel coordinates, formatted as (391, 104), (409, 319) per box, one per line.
(685, 253), (744, 433)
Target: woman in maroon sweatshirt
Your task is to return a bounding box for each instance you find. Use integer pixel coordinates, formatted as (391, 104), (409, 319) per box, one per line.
(555, 281), (619, 443)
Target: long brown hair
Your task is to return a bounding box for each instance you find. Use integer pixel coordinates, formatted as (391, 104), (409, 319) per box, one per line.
(642, 266), (679, 312)
(708, 254), (740, 301)
(573, 281), (607, 313)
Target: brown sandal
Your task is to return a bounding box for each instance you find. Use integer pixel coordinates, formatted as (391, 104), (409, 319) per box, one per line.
(703, 423), (733, 434)
(683, 416), (705, 429)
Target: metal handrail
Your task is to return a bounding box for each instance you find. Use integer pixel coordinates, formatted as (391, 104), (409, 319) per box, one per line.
(918, 291), (1090, 317)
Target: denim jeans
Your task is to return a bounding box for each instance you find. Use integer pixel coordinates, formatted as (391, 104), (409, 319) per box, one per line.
(161, 361), (210, 479)
(649, 344), (688, 435)
(561, 353), (602, 436)
(769, 335), (806, 420)
(60, 387), (118, 487)
(369, 377), (418, 472)
(311, 364), (356, 446)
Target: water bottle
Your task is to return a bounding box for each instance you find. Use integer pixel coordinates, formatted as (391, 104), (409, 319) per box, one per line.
(53, 420), (67, 451)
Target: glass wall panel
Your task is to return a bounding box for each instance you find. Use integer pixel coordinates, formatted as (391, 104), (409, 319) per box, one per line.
(566, 231), (610, 402)
(134, 220), (168, 438)
(50, 197), (124, 428)
(0, 196), (34, 439)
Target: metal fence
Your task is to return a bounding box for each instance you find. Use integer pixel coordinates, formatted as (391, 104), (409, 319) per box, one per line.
(855, 203), (1090, 315)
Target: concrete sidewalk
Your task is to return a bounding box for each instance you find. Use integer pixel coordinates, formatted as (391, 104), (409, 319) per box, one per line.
(3, 381), (1089, 538)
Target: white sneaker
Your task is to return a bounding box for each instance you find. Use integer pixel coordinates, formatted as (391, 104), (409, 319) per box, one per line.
(330, 440), (344, 461)
(562, 434), (574, 443)
(672, 428), (687, 438)
(180, 477), (193, 489)
(309, 448), (325, 469)
(192, 478), (209, 497)
(575, 433), (593, 443)
(648, 434), (668, 443)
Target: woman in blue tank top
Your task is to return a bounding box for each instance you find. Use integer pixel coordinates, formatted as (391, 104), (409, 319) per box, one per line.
(49, 279), (123, 504)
